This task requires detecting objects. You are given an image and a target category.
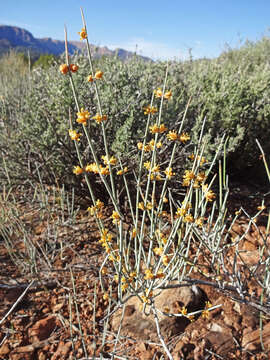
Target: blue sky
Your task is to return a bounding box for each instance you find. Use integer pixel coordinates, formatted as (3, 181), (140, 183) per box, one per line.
(1, 1), (270, 60)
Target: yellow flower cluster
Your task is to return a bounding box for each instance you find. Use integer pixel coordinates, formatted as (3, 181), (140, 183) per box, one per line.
(150, 173), (162, 181)
(169, 305), (194, 322)
(137, 139), (162, 152)
(182, 170), (206, 187)
(181, 306), (188, 316)
(131, 228), (137, 238)
(85, 162), (110, 175)
(78, 27), (87, 40)
(85, 163), (98, 173)
(164, 167), (175, 179)
(117, 167), (128, 175)
(154, 88), (163, 98)
(141, 295), (150, 304)
(202, 301), (213, 319)
(86, 71), (104, 82)
(101, 267), (108, 275)
(144, 268), (155, 280)
(115, 269), (137, 293)
(202, 184), (216, 202)
(143, 162), (162, 181)
(189, 153), (206, 166)
(149, 123), (167, 134)
(144, 162), (159, 173)
(141, 288), (154, 304)
(111, 210), (120, 224)
(138, 201), (153, 211)
(99, 229), (113, 254)
(59, 64), (69, 75)
(196, 172), (206, 183)
(143, 161), (151, 170)
(144, 268), (165, 282)
(162, 255), (170, 266)
(195, 217), (204, 227)
(59, 64), (79, 74)
(183, 213), (194, 223)
(154, 88), (172, 99)
(69, 129), (82, 141)
(87, 75), (94, 82)
(76, 108), (90, 125)
(73, 165), (84, 175)
(153, 247), (163, 256)
(167, 131), (190, 143)
(164, 90), (172, 99)
(175, 202), (192, 218)
(152, 164), (160, 173)
(87, 199), (104, 219)
(175, 207), (186, 218)
(101, 155), (117, 166)
(69, 64), (79, 73)
(95, 70), (103, 79)
(155, 230), (168, 244)
(179, 132), (191, 143)
(109, 252), (120, 262)
(143, 105), (158, 115)
(166, 130), (178, 141)
(182, 170), (196, 186)
(92, 113), (108, 124)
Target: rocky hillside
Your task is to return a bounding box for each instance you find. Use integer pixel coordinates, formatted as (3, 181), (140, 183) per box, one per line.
(0, 25), (150, 61)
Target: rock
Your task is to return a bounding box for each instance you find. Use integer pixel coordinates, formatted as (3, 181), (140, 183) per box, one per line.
(193, 338), (211, 360)
(111, 283), (206, 341)
(0, 342), (10, 357)
(220, 298), (242, 331)
(205, 329), (235, 356)
(28, 315), (59, 342)
(173, 325), (235, 359)
(9, 345), (35, 360)
(38, 352), (47, 360)
(237, 250), (260, 266)
(242, 322), (270, 351)
(10, 345), (34, 353)
(51, 341), (72, 360)
(240, 304), (259, 329)
(135, 342), (153, 360)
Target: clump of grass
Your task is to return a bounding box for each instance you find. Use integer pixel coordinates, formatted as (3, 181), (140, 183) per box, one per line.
(0, 181), (80, 275)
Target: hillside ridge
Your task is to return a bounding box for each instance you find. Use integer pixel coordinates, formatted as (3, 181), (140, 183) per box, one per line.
(0, 25), (150, 61)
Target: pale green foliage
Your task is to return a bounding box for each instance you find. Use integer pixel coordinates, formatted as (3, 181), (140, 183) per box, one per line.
(1, 37), (270, 189)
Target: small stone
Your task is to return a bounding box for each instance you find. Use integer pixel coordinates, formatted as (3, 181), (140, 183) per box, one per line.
(51, 341), (72, 360)
(242, 322), (270, 351)
(28, 316), (59, 342)
(0, 342), (10, 356)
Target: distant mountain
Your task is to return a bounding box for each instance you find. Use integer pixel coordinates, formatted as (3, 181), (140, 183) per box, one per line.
(0, 25), (151, 61)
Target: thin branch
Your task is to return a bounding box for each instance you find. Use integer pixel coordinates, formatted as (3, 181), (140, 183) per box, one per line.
(0, 280), (35, 325)
(151, 305), (173, 360)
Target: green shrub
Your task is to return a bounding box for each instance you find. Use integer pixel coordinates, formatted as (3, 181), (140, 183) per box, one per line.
(1, 37), (270, 191)
(33, 53), (57, 69)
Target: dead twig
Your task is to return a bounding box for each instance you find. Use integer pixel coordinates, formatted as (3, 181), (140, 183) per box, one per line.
(0, 279), (34, 325)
